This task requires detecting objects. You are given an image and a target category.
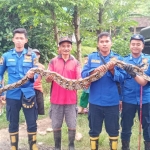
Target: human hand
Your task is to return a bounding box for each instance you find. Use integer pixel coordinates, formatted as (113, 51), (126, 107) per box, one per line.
(27, 70), (35, 79)
(0, 96), (6, 103)
(84, 83), (91, 89)
(108, 63), (115, 70)
(124, 65), (136, 78)
(45, 75), (54, 82)
(95, 65), (107, 72)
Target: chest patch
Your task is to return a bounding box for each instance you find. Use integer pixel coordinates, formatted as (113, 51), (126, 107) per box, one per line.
(91, 59), (100, 63)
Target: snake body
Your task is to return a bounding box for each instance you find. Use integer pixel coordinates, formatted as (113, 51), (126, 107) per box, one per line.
(0, 59), (150, 94)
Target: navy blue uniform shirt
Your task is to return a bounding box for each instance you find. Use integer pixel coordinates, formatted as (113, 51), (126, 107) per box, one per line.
(81, 51), (126, 106)
(0, 48), (37, 99)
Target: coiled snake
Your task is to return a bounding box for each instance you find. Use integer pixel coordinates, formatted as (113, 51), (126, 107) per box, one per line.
(0, 59), (150, 94)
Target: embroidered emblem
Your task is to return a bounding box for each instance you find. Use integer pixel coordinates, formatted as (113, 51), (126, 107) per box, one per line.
(33, 58), (39, 65)
(110, 56), (117, 61)
(24, 55), (32, 62)
(142, 58), (148, 64)
(141, 58), (149, 71)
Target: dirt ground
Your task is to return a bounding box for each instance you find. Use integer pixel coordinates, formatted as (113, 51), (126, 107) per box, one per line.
(0, 117), (54, 150)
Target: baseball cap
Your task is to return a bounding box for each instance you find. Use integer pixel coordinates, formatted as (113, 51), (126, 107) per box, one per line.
(32, 49), (40, 54)
(130, 34), (145, 44)
(59, 37), (72, 45)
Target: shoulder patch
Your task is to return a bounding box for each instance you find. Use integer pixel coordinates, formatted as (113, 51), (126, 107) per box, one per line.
(24, 55), (32, 62)
(33, 58), (39, 65)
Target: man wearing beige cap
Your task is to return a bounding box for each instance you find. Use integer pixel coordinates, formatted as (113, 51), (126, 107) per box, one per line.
(46, 37), (81, 150)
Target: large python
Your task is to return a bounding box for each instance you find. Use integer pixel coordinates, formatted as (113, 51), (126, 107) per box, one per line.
(0, 59), (150, 94)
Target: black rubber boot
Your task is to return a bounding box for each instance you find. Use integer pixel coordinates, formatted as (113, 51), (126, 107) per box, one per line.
(53, 130), (61, 150)
(90, 137), (99, 150)
(28, 132), (38, 150)
(121, 140), (130, 150)
(144, 141), (150, 150)
(10, 132), (19, 150)
(68, 129), (76, 150)
(109, 136), (118, 150)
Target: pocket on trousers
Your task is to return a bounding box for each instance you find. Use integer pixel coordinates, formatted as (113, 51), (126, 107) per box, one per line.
(6, 105), (11, 121)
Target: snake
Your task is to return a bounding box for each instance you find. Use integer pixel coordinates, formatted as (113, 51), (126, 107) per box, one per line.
(0, 59), (150, 94)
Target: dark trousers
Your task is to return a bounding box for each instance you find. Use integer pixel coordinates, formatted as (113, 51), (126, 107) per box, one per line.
(35, 89), (45, 115)
(88, 103), (119, 137)
(6, 96), (38, 133)
(121, 102), (150, 141)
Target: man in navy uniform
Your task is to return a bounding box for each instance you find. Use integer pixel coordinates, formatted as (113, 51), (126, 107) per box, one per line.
(82, 32), (126, 150)
(0, 28), (38, 150)
(121, 34), (150, 150)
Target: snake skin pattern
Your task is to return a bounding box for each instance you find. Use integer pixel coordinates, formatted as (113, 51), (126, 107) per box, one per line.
(0, 59), (150, 94)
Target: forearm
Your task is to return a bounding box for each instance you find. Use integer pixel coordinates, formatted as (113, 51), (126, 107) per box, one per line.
(134, 75), (148, 86)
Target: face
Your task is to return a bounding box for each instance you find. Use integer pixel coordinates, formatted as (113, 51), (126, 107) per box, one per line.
(12, 33), (28, 51)
(59, 42), (72, 55)
(97, 36), (112, 53)
(130, 40), (144, 55)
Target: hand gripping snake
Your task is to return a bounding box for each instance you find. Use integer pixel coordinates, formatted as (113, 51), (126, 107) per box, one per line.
(0, 59), (150, 94)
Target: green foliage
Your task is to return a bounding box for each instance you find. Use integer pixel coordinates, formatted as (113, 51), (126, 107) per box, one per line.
(112, 35), (131, 56)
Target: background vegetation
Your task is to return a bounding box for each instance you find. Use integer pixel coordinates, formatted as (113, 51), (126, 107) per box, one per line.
(0, 0), (149, 62)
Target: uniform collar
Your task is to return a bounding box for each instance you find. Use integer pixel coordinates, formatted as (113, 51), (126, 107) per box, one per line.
(12, 48), (27, 55)
(129, 53), (144, 60)
(97, 50), (113, 58)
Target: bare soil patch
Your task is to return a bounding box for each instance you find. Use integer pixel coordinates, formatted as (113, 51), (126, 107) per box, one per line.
(0, 117), (54, 150)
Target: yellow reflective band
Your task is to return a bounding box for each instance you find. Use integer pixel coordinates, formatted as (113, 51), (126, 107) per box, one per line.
(91, 141), (96, 149)
(33, 135), (36, 141)
(112, 141), (118, 149)
(11, 136), (16, 143)
(11, 146), (16, 150)
(32, 144), (38, 150)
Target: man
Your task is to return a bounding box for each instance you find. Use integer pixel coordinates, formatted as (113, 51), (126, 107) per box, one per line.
(46, 37), (81, 150)
(81, 32), (125, 150)
(32, 49), (45, 115)
(0, 28), (38, 150)
(121, 34), (150, 150)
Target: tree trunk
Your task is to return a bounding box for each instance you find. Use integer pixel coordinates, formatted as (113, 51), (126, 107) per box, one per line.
(73, 5), (81, 63)
(97, 4), (103, 35)
(50, 8), (59, 45)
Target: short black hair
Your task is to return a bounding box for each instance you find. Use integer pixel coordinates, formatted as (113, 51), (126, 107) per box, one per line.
(97, 32), (112, 42)
(13, 28), (28, 38)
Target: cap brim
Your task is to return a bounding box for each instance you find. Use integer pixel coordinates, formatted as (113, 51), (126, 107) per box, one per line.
(59, 40), (72, 45)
